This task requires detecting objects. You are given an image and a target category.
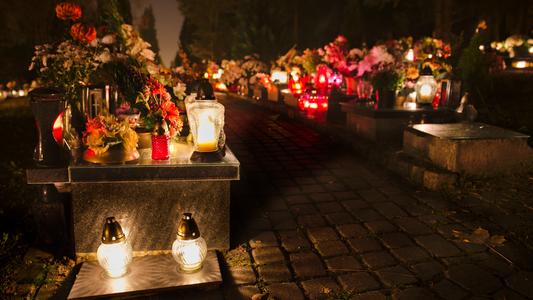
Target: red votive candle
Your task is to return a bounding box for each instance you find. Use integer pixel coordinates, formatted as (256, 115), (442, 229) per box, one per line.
(151, 134), (170, 160)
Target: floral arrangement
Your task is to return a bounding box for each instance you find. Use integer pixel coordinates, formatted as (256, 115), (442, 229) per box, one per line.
(136, 77), (183, 137)
(84, 115), (138, 155)
(491, 35), (533, 58)
(220, 59), (245, 86)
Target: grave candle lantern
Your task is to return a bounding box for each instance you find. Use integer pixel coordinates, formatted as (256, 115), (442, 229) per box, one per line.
(97, 217), (133, 278)
(187, 99), (224, 155)
(415, 66), (438, 106)
(172, 213), (207, 273)
(271, 70), (288, 84)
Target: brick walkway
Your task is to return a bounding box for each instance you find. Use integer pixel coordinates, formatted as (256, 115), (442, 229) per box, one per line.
(217, 94), (533, 299)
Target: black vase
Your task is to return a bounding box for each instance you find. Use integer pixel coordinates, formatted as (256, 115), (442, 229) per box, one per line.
(376, 89), (395, 109)
(29, 88), (66, 166)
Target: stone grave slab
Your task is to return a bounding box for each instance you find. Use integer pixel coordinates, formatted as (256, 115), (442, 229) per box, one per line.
(404, 123), (533, 175)
(67, 251), (221, 299)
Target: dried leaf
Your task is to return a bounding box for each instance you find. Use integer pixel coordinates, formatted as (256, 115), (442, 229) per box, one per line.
(470, 227), (490, 244)
(489, 235), (506, 246)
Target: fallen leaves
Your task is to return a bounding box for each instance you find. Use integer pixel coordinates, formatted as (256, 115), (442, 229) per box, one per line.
(452, 227), (506, 247)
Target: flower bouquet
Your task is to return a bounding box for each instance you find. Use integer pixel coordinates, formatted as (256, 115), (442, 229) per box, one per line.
(82, 115), (139, 164)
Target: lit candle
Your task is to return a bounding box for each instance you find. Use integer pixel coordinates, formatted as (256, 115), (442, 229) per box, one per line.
(196, 112), (217, 152)
(96, 217), (133, 278)
(419, 84), (433, 102)
(513, 60), (527, 69)
(405, 49), (415, 61)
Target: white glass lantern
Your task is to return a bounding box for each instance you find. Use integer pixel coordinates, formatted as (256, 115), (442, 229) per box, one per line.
(96, 217), (133, 278)
(415, 67), (438, 105)
(172, 213), (207, 273)
(186, 100), (224, 153)
(271, 70), (288, 84)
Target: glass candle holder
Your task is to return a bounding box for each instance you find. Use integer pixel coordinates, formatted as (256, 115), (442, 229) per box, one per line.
(415, 67), (438, 105)
(172, 213), (207, 273)
(186, 100), (224, 153)
(97, 217), (133, 278)
(151, 134), (170, 160)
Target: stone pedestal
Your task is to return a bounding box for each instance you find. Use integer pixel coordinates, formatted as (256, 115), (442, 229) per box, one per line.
(404, 123), (533, 175)
(340, 103), (454, 143)
(28, 141), (239, 257)
(283, 92), (299, 108)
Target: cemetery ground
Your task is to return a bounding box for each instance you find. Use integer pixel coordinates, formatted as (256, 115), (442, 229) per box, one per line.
(1, 96), (532, 299)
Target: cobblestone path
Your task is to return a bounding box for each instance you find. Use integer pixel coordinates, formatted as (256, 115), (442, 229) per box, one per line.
(218, 95), (533, 300)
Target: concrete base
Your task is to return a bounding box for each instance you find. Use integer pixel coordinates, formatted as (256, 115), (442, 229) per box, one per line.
(283, 92), (299, 108)
(404, 123), (533, 176)
(72, 181), (230, 256)
(341, 103), (454, 144)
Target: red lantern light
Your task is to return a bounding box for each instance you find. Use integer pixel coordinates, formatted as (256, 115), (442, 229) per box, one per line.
(52, 112), (63, 145)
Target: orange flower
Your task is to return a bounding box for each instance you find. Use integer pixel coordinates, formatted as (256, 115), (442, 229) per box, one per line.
(55, 2), (81, 21)
(70, 23), (96, 44)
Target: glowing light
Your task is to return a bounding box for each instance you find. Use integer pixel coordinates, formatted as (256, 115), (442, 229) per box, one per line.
(404, 102), (417, 110)
(478, 45), (485, 51)
(529, 46), (533, 54)
(97, 241), (133, 278)
(420, 85), (432, 97)
(512, 60), (528, 69)
(427, 54), (433, 59)
(214, 82), (227, 91)
(203, 72), (209, 79)
(271, 70), (288, 84)
(405, 49), (415, 61)
(212, 69), (223, 79)
(318, 75), (326, 84)
(196, 112), (217, 152)
(18, 89), (26, 97)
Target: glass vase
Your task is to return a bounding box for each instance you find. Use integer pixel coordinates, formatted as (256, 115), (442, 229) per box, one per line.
(151, 134), (170, 160)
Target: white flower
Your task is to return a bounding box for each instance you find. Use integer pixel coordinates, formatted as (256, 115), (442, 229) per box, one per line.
(146, 62), (159, 75)
(140, 48), (155, 61)
(101, 34), (116, 45)
(173, 83), (186, 99)
(97, 50), (112, 63)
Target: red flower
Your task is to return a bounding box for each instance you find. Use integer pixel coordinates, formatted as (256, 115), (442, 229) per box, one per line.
(55, 2), (82, 21)
(70, 23), (96, 44)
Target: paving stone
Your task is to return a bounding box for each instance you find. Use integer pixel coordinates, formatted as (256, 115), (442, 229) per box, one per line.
(281, 186), (303, 195)
(392, 287), (436, 300)
(336, 223), (369, 238)
(279, 230), (311, 252)
(307, 227), (338, 242)
(477, 255), (513, 277)
(376, 266), (418, 287)
(310, 192), (336, 203)
(257, 263), (292, 283)
(290, 203), (318, 216)
(297, 214), (327, 228)
(358, 189), (388, 203)
(316, 201), (344, 213)
(446, 263), (502, 295)
(365, 220), (397, 234)
(268, 211), (298, 230)
(252, 247), (285, 265)
(352, 209), (385, 222)
(393, 217), (434, 235)
(418, 214), (451, 226)
(265, 282), (305, 300)
(505, 271), (533, 299)
(372, 202), (408, 218)
(352, 290), (388, 300)
(290, 252), (327, 278)
(415, 234), (462, 258)
(453, 240), (487, 254)
(432, 279), (469, 300)
(325, 255), (362, 273)
(341, 199), (369, 212)
(285, 194), (310, 205)
(379, 232), (414, 249)
(494, 288), (529, 300)
(391, 246), (431, 264)
(265, 197), (289, 211)
(411, 260), (444, 281)
(249, 231), (278, 248)
(338, 272), (381, 293)
(300, 277), (340, 299)
(325, 212), (356, 225)
(347, 238), (383, 253)
(246, 217), (272, 231)
(315, 175), (337, 183)
(333, 191), (359, 200)
(301, 184), (326, 193)
(295, 177), (317, 185)
(225, 265), (257, 285)
(315, 240), (350, 257)
(224, 285), (261, 300)
(361, 251), (397, 269)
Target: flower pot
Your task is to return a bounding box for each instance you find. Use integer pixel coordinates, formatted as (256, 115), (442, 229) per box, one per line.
(376, 89), (395, 109)
(83, 146), (139, 164)
(136, 131), (152, 149)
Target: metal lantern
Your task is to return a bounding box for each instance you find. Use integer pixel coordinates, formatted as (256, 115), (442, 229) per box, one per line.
(415, 66), (438, 106)
(96, 217), (133, 278)
(172, 213), (207, 273)
(186, 99), (224, 154)
(82, 85), (118, 119)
